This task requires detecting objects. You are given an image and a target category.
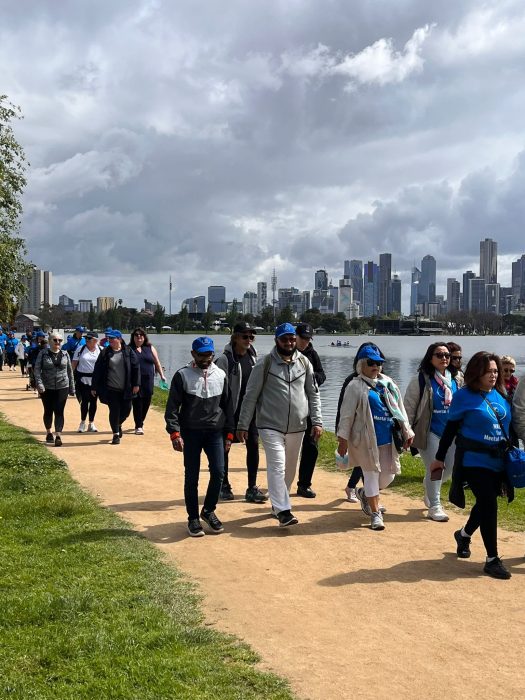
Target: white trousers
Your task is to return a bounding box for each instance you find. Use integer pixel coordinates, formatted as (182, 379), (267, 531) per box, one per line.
(363, 444), (396, 497)
(418, 432), (455, 508)
(259, 429), (304, 514)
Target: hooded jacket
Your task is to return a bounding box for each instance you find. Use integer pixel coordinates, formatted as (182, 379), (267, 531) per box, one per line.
(237, 347), (322, 434)
(214, 341), (258, 413)
(92, 345), (141, 402)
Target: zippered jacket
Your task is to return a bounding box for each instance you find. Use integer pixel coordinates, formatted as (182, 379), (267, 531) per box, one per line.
(214, 342), (258, 413)
(92, 345), (141, 402)
(34, 349), (75, 392)
(165, 362), (234, 434)
(237, 347), (322, 434)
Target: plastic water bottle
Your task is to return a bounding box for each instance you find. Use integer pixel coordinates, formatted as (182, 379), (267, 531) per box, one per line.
(335, 449), (349, 469)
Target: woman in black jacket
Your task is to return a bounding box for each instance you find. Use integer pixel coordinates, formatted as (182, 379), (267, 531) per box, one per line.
(92, 330), (140, 444)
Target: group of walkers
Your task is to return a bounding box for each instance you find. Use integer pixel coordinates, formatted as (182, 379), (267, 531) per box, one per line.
(2, 321), (524, 579)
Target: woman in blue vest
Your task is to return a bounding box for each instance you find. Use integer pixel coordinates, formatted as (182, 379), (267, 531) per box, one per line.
(128, 328), (166, 435)
(430, 351), (513, 579)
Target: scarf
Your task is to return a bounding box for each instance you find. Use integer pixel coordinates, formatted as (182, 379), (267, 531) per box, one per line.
(433, 369), (453, 406)
(360, 373), (407, 423)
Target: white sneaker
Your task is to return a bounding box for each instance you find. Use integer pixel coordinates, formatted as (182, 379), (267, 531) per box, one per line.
(371, 512), (385, 530)
(345, 487), (358, 503)
(427, 505), (449, 522)
(78, 421), (87, 433)
(135, 427), (144, 435)
(87, 423), (98, 432)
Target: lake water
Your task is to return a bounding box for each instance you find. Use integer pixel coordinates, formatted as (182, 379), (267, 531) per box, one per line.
(139, 334), (525, 430)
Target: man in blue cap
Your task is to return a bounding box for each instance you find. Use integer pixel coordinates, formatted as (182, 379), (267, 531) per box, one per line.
(237, 323), (323, 527)
(165, 336), (234, 538)
(63, 326), (86, 359)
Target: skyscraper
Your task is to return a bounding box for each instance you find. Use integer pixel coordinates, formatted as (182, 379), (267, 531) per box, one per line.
(446, 278), (460, 313)
(480, 237), (497, 283)
(208, 285), (226, 313)
(391, 275), (401, 314)
(349, 260), (363, 306)
(378, 253), (391, 316)
(363, 261), (379, 317)
(511, 255), (525, 309)
(420, 255), (436, 306)
(314, 269), (328, 290)
(20, 269), (53, 314)
(462, 271), (475, 311)
(257, 281), (267, 312)
(410, 266), (421, 315)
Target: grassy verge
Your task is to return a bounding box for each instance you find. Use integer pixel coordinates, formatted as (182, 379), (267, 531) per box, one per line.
(316, 431), (525, 532)
(0, 415), (294, 700)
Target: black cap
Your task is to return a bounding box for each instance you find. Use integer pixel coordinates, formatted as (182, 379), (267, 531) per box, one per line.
(85, 331), (99, 339)
(295, 322), (313, 339)
(233, 321), (257, 334)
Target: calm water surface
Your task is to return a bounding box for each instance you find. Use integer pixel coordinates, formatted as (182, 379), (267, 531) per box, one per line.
(145, 334), (525, 430)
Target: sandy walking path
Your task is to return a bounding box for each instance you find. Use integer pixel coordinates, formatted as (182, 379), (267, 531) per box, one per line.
(1, 371), (524, 700)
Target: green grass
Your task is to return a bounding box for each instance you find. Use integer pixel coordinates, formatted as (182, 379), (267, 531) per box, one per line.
(316, 431), (525, 532)
(0, 415), (294, 700)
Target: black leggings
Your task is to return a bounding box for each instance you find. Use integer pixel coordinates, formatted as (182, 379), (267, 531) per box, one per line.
(132, 394), (152, 429)
(297, 416), (318, 488)
(464, 467), (501, 558)
(19, 358), (27, 375)
(347, 466), (363, 489)
(223, 421), (259, 489)
(40, 388), (69, 433)
(106, 390), (132, 434)
(78, 383), (98, 422)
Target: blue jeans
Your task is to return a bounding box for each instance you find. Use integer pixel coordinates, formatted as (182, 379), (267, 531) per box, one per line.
(181, 428), (225, 520)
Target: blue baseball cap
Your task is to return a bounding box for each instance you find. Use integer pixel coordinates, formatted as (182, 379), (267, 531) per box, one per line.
(35, 330), (46, 338)
(275, 322), (296, 338)
(106, 329), (122, 339)
(356, 344), (385, 363)
(192, 336), (215, 354)
(75, 325), (86, 332)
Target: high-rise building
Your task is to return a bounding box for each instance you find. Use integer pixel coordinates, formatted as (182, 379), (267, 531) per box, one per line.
(20, 269), (53, 314)
(420, 255), (436, 305)
(78, 299), (92, 313)
(391, 275), (401, 314)
(349, 260), (363, 307)
(462, 271), (476, 311)
(446, 279), (460, 313)
(469, 278), (486, 313)
(208, 286), (226, 313)
(511, 255), (525, 309)
(97, 296), (115, 312)
(257, 281), (267, 312)
(242, 292), (258, 315)
(278, 288), (309, 316)
(314, 269), (328, 291)
(59, 294), (75, 310)
(363, 261), (379, 317)
(410, 267), (421, 315)
(182, 296), (206, 314)
(480, 237), (497, 284)
(338, 278), (357, 319)
(485, 283), (500, 314)
(378, 253), (391, 316)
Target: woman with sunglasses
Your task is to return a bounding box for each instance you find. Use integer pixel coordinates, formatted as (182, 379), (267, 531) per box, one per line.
(404, 343), (463, 522)
(430, 352), (513, 579)
(446, 342), (464, 381)
(33, 333), (75, 447)
(128, 327), (166, 435)
(337, 345), (414, 530)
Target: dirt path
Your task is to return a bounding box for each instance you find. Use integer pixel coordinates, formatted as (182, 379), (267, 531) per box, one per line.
(1, 371), (524, 700)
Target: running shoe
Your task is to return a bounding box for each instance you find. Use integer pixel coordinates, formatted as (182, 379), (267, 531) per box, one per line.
(277, 510), (298, 527)
(245, 486), (268, 503)
(200, 509), (224, 533)
(220, 485), (234, 501)
(370, 512), (385, 530)
(135, 427), (144, 435)
(454, 529), (471, 559)
(345, 487), (359, 502)
(54, 436), (62, 447)
(87, 423), (98, 432)
(45, 433), (54, 444)
(427, 505), (449, 522)
(483, 557), (511, 580)
(187, 518), (205, 537)
(355, 487), (372, 517)
(296, 486), (316, 498)
(111, 435), (120, 445)
(78, 421), (87, 433)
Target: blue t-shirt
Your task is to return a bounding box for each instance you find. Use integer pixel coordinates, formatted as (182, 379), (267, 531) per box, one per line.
(0, 333), (7, 349)
(368, 387), (393, 447)
(430, 376), (458, 437)
(447, 387), (511, 472)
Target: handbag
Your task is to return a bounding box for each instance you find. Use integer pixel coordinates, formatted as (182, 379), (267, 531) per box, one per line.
(483, 396), (525, 488)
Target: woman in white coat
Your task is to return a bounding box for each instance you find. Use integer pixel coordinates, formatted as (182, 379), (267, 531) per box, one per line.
(337, 345), (414, 530)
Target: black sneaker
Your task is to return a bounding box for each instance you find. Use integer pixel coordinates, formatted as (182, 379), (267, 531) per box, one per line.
(111, 434), (120, 445)
(220, 485), (234, 501)
(45, 433), (54, 444)
(454, 530), (471, 559)
(245, 486), (268, 503)
(200, 509), (224, 533)
(277, 510), (298, 527)
(483, 557), (511, 580)
(54, 436), (62, 447)
(118, 427), (123, 438)
(296, 485), (316, 498)
(187, 518), (205, 538)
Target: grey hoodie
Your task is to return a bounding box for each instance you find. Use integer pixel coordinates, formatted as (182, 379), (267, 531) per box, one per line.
(214, 341), (257, 413)
(237, 346), (322, 434)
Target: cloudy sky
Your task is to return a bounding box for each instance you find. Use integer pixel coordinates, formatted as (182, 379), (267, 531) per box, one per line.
(2, 0), (525, 312)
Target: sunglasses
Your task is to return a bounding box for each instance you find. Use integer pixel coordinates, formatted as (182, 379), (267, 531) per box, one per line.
(433, 352), (450, 359)
(366, 359), (382, 367)
(451, 355), (462, 361)
(503, 367), (515, 373)
(52, 338), (62, 343)
(241, 334), (255, 340)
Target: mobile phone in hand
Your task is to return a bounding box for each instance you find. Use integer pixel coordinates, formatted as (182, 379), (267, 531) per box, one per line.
(430, 467), (444, 481)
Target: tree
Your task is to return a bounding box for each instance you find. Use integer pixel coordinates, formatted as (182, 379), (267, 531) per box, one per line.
(178, 307), (189, 334)
(277, 306), (294, 324)
(259, 305), (274, 331)
(202, 304), (215, 333)
(153, 303), (166, 333)
(0, 96), (32, 320)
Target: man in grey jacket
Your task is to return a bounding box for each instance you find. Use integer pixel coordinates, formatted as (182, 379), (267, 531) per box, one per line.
(237, 323), (323, 527)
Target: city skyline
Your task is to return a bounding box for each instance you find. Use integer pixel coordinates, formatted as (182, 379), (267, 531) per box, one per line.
(3, 3), (525, 313)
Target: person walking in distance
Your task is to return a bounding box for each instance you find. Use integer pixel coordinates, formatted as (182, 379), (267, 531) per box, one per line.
(215, 321), (267, 504)
(294, 322), (326, 498)
(128, 327), (167, 435)
(165, 337), (234, 538)
(236, 323), (323, 527)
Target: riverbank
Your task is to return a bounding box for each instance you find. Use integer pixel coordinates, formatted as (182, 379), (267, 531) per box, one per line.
(1, 372), (524, 700)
